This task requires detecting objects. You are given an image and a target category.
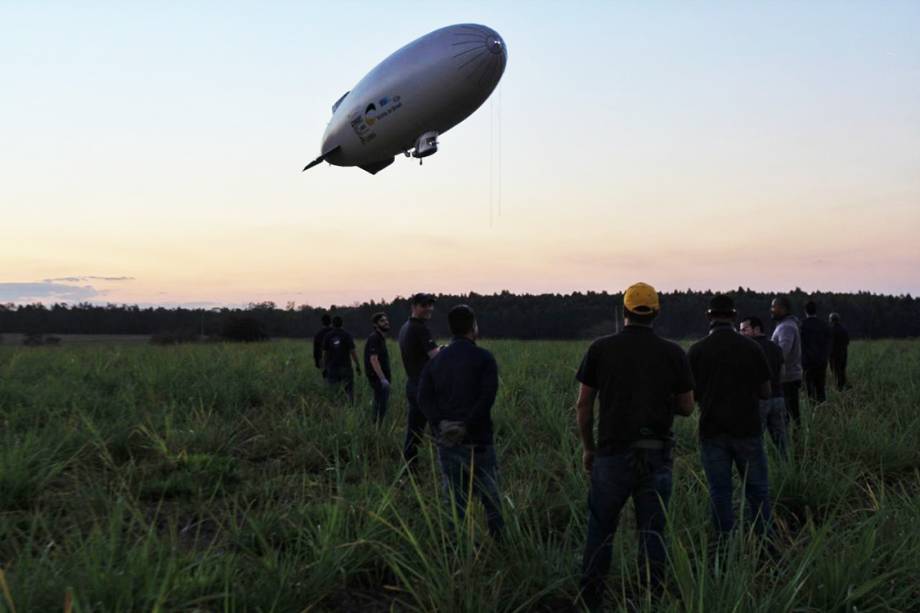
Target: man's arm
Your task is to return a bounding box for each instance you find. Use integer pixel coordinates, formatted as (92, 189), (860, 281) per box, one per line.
(773, 324), (795, 363)
(468, 354), (499, 425)
(576, 384), (598, 472)
(313, 335), (323, 368)
(370, 355), (387, 383)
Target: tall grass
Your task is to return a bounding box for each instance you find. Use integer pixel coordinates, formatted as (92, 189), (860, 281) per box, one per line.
(0, 340), (917, 611)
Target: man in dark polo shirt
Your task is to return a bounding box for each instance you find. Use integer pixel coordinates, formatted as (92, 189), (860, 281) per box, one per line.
(364, 312), (392, 424)
(740, 315), (788, 459)
(801, 300), (832, 404)
(689, 295), (772, 536)
(398, 293), (440, 469)
(323, 316), (360, 403)
(418, 304), (503, 538)
(312, 314), (332, 379)
(575, 282), (695, 609)
(828, 312), (850, 390)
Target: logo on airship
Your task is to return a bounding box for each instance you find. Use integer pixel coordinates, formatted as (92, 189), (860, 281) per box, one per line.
(365, 103), (378, 126)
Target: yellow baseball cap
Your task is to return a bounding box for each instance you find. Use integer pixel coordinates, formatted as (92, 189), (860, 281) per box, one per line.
(624, 282), (660, 314)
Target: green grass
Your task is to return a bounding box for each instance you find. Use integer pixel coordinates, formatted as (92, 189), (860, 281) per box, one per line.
(0, 339), (918, 612)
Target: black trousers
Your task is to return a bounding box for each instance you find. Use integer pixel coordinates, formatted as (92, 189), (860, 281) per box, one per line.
(402, 378), (429, 467)
(804, 366), (827, 404)
(782, 380), (801, 424)
(830, 356), (848, 390)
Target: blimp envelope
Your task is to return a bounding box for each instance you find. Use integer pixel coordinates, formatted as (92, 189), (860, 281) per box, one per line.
(304, 24), (507, 174)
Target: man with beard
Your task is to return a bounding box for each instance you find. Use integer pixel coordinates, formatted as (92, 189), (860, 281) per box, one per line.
(365, 312), (392, 424)
(770, 296), (803, 425)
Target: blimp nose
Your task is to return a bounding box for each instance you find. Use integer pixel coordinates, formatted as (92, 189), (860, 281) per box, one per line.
(451, 25), (507, 84)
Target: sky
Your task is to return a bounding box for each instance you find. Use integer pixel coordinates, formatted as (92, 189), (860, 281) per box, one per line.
(2, 1), (919, 307)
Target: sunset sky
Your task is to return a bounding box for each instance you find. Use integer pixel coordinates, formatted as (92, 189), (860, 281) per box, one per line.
(2, 1), (919, 307)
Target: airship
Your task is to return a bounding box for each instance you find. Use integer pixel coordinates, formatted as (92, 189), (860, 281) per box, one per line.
(303, 24), (507, 174)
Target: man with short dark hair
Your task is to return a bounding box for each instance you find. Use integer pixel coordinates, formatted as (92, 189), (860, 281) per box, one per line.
(771, 296), (803, 425)
(313, 314), (332, 379)
(828, 312), (850, 390)
(323, 315), (360, 403)
(575, 282), (695, 609)
(365, 312), (392, 424)
(398, 293), (440, 469)
(801, 300), (831, 403)
(418, 304), (503, 538)
(690, 295), (773, 537)
(740, 315), (788, 458)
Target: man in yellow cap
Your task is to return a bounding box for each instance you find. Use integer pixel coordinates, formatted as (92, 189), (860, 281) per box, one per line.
(575, 282), (695, 609)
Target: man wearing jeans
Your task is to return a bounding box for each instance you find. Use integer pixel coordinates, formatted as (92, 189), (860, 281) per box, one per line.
(364, 312), (392, 424)
(740, 316), (788, 459)
(771, 296), (803, 425)
(398, 293), (440, 470)
(575, 282), (695, 610)
(418, 305), (503, 538)
(689, 295), (773, 536)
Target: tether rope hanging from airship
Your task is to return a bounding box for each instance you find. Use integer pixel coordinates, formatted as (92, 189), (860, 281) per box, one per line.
(488, 84), (503, 228)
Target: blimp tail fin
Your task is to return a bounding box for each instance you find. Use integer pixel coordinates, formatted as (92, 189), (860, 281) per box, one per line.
(302, 146), (342, 172)
(358, 157), (395, 175)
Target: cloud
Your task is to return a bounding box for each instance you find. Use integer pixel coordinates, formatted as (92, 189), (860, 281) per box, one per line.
(42, 275), (135, 283)
(0, 282), (106, 303)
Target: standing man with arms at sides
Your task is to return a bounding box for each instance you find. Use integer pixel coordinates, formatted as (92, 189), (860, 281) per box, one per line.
(313, 314), (332, 380)
(740, 316), (788, 459)
(418, 305), (503, 539)
(364, 312), (392, 424)
(398, 293), (440, 471)
(575, 283), (695, 610)
(800, 300), (832, 404)
(770, 295), (803, 425)
(689, 295), (773, 537)
(323, 316), (361, 403)
(828, 312), (850, 390)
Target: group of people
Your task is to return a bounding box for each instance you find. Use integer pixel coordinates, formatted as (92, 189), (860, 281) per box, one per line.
(312, 286), (852, 610)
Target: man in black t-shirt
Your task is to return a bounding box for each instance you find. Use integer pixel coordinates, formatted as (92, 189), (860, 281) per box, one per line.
(801, 300), (832, 403)
(364, 312), (392, 424)
(689, 295), (772, 536)
(828, 312), (850, 390)
(740, 315), (788, 459)
(575, 282), (695, 609)
(312, 314), (332, 379)
(323, 316), (361, 403)
(398, 293), (440, 469)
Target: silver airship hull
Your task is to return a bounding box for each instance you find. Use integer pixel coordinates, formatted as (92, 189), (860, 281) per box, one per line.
(304, 24), (507, 174)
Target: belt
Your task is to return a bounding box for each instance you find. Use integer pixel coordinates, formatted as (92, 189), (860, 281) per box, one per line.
(629, 439), (667, 450)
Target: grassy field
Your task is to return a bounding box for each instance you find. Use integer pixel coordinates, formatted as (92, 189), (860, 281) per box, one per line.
(1, 339), (918, 612)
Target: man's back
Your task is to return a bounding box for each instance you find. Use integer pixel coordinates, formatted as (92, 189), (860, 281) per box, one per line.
(324, 329), (355, 375)
(771, 316), (802, 382)
(830, 322), (850, 359)
(689, 324), (771, 439)
(418, 338), (498, 445)
(576, 326), (693, 451)
(313, 326), (331, 368)
(801, 317), (831, 369)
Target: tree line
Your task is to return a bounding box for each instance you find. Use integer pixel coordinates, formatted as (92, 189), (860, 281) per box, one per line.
(1, 289), (917, 341)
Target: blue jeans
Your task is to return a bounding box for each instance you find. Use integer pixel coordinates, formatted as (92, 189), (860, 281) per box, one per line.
(700, 436), (771, 535)
(581, 449), (673, 607)
(437, 445), (504, 538)
(369, 379), (389, 424)
(759, 398), (788, 459)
